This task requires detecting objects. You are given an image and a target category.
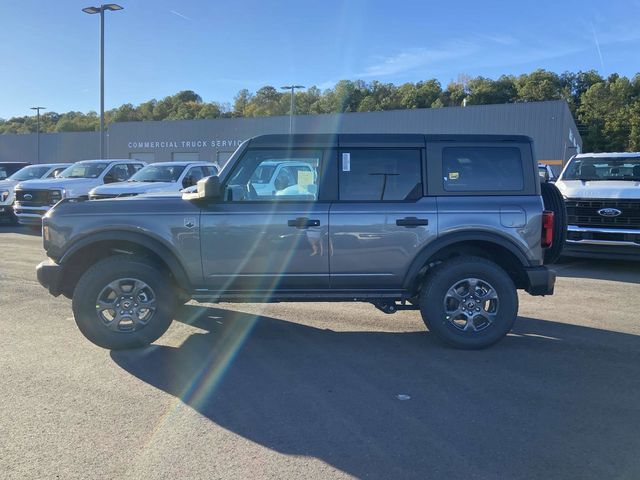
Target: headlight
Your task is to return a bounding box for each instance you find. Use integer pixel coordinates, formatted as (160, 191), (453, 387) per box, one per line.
(49, 189), (64, 204)
(1, 191), (9, 202)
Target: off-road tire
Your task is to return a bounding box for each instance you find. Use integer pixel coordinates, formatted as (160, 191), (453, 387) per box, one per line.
(72, 255), (176, 350)
(420, 256), (518, 349)
(541, 182), (567, 264)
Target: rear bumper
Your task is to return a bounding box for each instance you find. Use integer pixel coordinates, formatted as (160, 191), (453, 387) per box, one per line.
(36, 259), (64, 297)
(524, 266), (556, 296)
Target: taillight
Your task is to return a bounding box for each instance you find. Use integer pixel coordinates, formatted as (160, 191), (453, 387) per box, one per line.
(541, 210), (554, 248)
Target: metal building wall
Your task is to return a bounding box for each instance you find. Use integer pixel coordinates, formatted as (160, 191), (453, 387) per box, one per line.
(0, 131), (100, 164)
(0, 101), (581, 169)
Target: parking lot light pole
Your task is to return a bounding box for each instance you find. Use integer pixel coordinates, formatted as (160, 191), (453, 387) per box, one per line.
(281, 85), (305, 133)
(82, 3), (123, 159)
(30, 106), (46, 163)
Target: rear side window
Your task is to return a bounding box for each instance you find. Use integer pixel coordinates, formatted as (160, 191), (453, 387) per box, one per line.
(442, 147), (523, 192)
(339, 149), (422, 201)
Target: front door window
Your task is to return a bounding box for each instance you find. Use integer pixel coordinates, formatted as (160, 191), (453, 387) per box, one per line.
(225, 149), (321, 201)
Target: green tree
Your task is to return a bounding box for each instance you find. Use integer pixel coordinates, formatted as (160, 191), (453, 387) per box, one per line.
(233, 89), (252, 117)
(578, 76), (635, 152)
(244, 86), (284, 116)
(295, 86), (322, 115)
(196, 103), (223, 119)
(138, 100), (157, 121)
(437, 81), (467, 107)
(109, 103), (140, 123)
(467, 75), (516, 105)
(516, 69), (564, 102)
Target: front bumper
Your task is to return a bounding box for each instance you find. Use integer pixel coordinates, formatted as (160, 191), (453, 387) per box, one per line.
(0, 205), (14, 219)
(36, 259), (64, 297)
(14, 204), (52, 225)
(524, 266), (556, 296)
(564, 225), (640, 260)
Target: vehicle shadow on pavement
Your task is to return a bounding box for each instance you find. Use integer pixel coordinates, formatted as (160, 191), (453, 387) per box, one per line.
(111, 305), (640, 480)
(553, 258), (640, 284)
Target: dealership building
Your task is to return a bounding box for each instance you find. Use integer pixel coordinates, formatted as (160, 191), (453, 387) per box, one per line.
(0, 100), (581, 172)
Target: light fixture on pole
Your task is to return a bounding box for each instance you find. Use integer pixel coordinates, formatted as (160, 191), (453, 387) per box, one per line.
(30, 106), (46, 164)
(281, 85), (305, 133)
(82, 3), (124, 159)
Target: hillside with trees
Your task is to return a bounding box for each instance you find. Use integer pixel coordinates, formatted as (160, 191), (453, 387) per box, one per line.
(1, 69), (638, 152)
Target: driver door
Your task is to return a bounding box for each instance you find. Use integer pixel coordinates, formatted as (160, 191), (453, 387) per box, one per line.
(200, 148), (330, 292)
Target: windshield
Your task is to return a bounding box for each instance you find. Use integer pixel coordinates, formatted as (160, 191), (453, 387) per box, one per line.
(562, 156), (640, 181)
(59, 162), (109, 179)
(129, 165), (186, 183)
(8, 165), (51, 181)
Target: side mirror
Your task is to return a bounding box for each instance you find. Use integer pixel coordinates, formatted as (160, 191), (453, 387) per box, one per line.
(183, 175), (221, 201)
(103, 174), (115, 184)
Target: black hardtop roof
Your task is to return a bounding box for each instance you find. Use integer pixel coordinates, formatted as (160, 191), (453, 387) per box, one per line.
(247, 133), (533, 148)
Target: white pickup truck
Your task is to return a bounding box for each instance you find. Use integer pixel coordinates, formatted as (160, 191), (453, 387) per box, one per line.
(555, 152), (640, 260)
(14, 159), (145, 226)
(88, 161), (218, 199)
(0, 163), (70, 223)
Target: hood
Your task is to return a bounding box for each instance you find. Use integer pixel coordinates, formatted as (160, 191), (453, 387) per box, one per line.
(556, 179), (640, 199)
(90, 181), (178, 196)
(15, 177), (101, 198)
(0, 179), (18, 190)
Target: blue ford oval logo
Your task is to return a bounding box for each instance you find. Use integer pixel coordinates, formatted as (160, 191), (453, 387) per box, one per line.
(598, 208), (622, 217)
(23, 194), (33, 201)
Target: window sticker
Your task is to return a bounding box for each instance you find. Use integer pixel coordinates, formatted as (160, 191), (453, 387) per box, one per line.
(298, 170), (313, 186)
(342, 153), (351, 172)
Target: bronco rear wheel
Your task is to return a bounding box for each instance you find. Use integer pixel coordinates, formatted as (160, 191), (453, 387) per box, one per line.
(419, 256), (518, 349)
(72, 255), (176, 350)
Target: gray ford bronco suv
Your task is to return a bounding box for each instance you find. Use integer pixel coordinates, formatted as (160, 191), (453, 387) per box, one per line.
(37, 134), (559, 350)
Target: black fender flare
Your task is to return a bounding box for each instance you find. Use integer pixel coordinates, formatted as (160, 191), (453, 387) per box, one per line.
(59, 230), (193, 290)
(402, 231), (533, 290)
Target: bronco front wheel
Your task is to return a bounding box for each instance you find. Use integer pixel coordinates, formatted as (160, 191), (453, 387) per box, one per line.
(72, 255), (176, 350)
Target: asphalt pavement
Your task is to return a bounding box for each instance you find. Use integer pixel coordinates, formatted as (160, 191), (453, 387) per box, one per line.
(0, 226), (639, 479)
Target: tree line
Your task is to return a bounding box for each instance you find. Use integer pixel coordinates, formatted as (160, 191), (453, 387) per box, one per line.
(1, 69), (638, 152)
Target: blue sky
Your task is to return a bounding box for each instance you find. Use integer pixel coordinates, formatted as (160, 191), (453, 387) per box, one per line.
(1, 0), (639, 119)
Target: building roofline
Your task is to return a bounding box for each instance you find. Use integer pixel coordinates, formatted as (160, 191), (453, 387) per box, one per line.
(112, 99), (572, 127)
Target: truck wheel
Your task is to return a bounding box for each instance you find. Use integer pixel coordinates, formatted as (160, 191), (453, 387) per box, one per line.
(72, 255), (176, 350)
(419, 256), (518, 349)
(541, 182), (567, 264)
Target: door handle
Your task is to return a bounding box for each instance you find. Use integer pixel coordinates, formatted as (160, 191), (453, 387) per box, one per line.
(288, 217), (320, 229)
(396, 217), (429, 228)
